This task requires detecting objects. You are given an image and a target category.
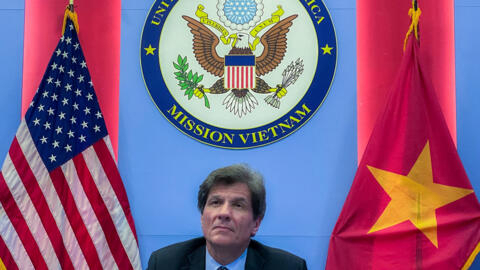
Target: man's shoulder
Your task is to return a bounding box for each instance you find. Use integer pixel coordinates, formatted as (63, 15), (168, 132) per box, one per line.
(248, 240), (307, 270)
(151, 237), (205, 256)
(147, 237), (205, 270)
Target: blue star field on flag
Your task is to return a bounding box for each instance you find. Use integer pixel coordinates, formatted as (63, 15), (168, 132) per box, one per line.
(24, 18), (107, 172)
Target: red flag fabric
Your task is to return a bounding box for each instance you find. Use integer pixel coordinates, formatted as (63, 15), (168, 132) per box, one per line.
(326, 34), (480, 269)
(357, 0), (457, 161)
(0, 11), (141, 269)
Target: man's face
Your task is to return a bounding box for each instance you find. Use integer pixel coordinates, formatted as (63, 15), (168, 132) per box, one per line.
(201, 182), (262, 251)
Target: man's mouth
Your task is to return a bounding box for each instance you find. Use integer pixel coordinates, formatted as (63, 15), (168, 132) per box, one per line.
(213, 226), (233, 232)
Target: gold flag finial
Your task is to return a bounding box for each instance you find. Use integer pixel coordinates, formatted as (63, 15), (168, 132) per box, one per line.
(404, 0), (421, 51)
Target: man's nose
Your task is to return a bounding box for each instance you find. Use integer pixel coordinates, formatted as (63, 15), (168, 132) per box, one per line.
(217, 204), (232, 220)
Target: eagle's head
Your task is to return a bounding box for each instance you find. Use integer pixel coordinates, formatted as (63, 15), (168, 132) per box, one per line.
(229, 32), (252, 55)
(234, 33), (250, 49)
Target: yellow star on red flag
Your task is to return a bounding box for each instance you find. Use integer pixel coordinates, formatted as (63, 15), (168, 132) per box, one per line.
(367, 141), (473, 247)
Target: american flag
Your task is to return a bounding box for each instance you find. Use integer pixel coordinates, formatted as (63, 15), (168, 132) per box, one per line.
(0, 14), (141, 269)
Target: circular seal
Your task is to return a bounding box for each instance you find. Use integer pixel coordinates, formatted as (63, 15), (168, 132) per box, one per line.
(141, 0), (337, 149)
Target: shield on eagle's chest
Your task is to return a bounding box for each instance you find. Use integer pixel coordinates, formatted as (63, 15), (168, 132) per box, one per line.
(224, 55), (256, 89)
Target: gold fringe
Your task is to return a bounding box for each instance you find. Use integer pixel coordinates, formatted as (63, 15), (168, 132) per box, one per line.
(62, 7), (79, 35)
(463, 241), (480, 270)
(403, 0), (421, 51)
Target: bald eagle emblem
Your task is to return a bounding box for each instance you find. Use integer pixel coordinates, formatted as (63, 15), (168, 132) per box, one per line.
(174, 4), (304, 118)
(141, 0), (337, 149)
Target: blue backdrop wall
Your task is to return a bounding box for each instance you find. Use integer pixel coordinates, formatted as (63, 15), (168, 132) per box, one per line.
(0, 0), (478, 269)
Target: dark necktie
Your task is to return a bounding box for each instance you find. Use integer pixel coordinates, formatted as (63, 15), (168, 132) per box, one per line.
(217, 266), (229, 270)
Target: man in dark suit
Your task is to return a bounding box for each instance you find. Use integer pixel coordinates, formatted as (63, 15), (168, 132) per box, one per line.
(147, 164), (307, 270)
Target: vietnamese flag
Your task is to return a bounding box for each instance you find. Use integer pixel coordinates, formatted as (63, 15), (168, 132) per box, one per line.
(326, 12), (480, 270)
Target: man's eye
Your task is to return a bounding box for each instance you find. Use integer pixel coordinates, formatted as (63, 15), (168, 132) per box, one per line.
(234, 203), (244, 208)
(209, 200), (219, 206)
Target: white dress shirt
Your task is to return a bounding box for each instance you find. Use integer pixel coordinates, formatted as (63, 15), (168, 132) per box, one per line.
(205, 247), (247, 270)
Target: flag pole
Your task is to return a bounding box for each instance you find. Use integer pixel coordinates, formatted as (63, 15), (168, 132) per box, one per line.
(409, 1), (423, 269)
(68, 0), (74, 12)
(416, 193), (423, 270)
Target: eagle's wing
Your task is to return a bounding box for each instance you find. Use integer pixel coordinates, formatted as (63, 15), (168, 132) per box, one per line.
(182, 16), (224, 77)
(255, 15), (298, 76)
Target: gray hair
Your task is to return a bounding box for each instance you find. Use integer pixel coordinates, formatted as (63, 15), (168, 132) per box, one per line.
(197, 164), (266, 220)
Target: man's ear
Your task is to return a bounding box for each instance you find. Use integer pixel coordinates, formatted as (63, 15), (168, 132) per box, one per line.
(251, 217), (262, 237)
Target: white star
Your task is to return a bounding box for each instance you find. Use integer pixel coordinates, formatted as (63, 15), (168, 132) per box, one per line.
(93, 125), (101, 132)
(55, 127), (63, 134)
(79, 135), (86, 142)
(65, 83), (72, 91)
(74, 43), (79, 50)
(38, 104), (45, 111)
(64, 144), (72, 152)
(70, 116), (77, 124)
(58, 112), (66, 120)
(84, 107), (91, 115)
(33, 118), (40, 126)
(40, 136), (48, 144)
(60, 36), (65, 42)
(29, 100), (35, 107)
(95, 111), (102, 119)
(69, 24), (74, 30)
(73, 103), (79, 110)
(80, 61), (87, 68)
(42, 91), (49, 98)
(88, 81), (94, 87)
(81, 121), (88, 128)
(55, 79), (61, 87)
(49, 154), (56, 163)
(43, 121), (51, 130)
(62, 98), (69, 106)
(55, 49), (62, 56)
(65, 37), (72, 44)
(72, 57), (77, 63)
(58, 65), (65, 73)
(51, 93), (58, 101)
(77, 75), (85, 83)
(51, 62), (58, 70)
(52, 140), (60, 148)
(47, 77), (54, 84)
(67, 130), (75, 138)
(86, 93), (93, 101)
(75, 89), (82, 96)
(68, 70), (75, 77)
(62, 51), (69, 59)
(47, 108), (55, 115)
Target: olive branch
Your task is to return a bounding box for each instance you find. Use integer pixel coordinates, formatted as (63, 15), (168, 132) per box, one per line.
(173, 55), (210, 108)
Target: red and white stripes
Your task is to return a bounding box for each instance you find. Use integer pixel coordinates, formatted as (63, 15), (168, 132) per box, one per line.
(0, 120), (140, 269)
(224, 66), (256, 89)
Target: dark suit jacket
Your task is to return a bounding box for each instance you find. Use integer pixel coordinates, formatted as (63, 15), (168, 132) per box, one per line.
(147, 237), (307, 270)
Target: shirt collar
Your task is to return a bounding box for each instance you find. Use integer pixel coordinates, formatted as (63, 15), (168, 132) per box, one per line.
(205, 246), (247, 270)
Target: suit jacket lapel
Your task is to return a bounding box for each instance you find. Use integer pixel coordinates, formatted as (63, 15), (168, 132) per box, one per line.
(245, 243), (266, 270)
(181, 244), (205, 270)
